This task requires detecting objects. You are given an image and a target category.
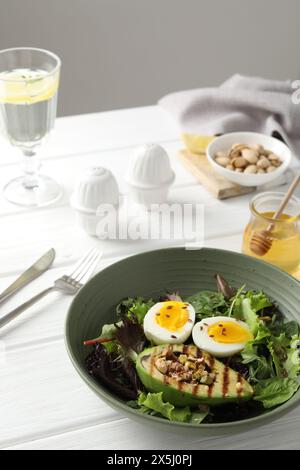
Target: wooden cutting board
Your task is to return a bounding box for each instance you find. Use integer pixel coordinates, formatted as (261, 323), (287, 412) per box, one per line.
(177, 149), (256, 200)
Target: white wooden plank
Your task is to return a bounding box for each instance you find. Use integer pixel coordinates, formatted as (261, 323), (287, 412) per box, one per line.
(0, 106), (179, 166)
(6, 408), (300, 450)
(0, 339), (119, 448)
(0, 204), (243, 280)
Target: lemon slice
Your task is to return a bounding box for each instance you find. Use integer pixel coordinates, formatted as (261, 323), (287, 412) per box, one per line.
(0, 68), (59, 104)
(182, 133), (215, 154)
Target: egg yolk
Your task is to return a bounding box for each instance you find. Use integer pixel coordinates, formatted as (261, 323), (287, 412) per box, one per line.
(155, 301), (189, 332)
(207, 321), (253, 344)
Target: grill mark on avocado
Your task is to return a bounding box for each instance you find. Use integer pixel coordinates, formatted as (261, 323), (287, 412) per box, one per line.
(207, 355), (215, 397)
(237, 373), (243, 397)
(192, 384), (199, 396)
(222, 366), (230, 397)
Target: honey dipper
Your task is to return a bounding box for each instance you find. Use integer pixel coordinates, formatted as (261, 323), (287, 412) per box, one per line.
(250, 172), (300, 256)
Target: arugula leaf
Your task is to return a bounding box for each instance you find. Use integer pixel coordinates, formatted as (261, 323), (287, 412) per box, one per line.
(241, 325), (274, 381)
(267, 333), (290, 377)
(242, 339), (274, 382)
(270, 319), (300, 338)
(187, 290), (228, 320)
(137, 392), (209, 424)
(249, 356), (274, 381)
(281, 321), (300, 338)
(254, 377), (299, 408)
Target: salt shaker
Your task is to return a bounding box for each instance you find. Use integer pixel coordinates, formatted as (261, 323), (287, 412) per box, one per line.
(70, 167), (119, 237)
(125, 143), (175, 208)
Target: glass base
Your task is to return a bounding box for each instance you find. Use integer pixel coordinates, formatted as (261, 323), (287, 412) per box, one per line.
(3, 174), (63, 207)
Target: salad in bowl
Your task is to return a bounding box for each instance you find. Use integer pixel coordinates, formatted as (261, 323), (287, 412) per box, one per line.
(83, 274), (300, 425)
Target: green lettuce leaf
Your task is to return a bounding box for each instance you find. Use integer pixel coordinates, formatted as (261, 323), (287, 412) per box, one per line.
(116, 297), (154, 324)
(241, 298), (260, 335)
(241, 324), (271, 364)
(255, 324), (272, 342)
(138, 392), (191, 422)
(254, 377), (299, 408)
(137, 392), (208, 424)
(284, 336), (300, 378)
(240, 292), (272, 336)
(241, 341), (259, 364)
(246, 291), (273, 313)
(99, 322), (120, 353)
(100, 322), (119, 338)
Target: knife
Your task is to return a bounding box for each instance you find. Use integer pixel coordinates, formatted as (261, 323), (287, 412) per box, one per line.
(0, 248), (56, 305)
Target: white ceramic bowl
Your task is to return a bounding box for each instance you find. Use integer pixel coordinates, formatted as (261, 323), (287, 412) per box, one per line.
(207, 132), (292, 187)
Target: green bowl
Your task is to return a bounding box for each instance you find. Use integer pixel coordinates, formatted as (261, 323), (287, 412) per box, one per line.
(65, 247), (300, 434)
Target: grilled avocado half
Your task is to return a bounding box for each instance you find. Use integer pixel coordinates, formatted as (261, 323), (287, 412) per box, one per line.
(136, 344), (253, 407)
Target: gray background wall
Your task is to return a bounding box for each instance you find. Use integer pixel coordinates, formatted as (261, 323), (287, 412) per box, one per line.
(1, 0), (299, 116)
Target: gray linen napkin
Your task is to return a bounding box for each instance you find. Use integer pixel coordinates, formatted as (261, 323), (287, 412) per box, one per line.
(159, 74), (300, 156)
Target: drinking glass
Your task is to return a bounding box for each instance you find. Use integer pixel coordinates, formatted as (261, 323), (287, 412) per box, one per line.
(242, 191), (300, 278)
(0, 47), (62, 207)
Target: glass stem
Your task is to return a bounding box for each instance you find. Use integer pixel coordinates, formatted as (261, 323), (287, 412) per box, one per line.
(22, 150), (40, 189)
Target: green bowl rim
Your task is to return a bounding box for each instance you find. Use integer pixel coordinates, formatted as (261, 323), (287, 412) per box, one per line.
(65, 246), (300, 429)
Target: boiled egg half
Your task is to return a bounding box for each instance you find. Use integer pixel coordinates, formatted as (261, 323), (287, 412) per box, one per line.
(143, 301), (195, 345)
(192, 316), (253, 357)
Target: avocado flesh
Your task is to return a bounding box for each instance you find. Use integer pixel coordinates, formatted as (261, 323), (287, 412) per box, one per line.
(136, 344), (254, 407)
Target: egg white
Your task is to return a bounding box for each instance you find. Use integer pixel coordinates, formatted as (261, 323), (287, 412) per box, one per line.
(192, 316), (251, 357)
(143, 301), (195, 345)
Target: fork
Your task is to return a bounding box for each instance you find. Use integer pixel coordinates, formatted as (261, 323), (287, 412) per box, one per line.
(0, 248), (102, 329)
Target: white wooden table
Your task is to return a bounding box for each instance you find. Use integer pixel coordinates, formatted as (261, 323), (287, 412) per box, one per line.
(0, 106), (299, 450)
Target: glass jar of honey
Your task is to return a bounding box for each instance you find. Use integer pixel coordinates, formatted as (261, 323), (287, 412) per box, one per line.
(242, 191), (300, 278)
